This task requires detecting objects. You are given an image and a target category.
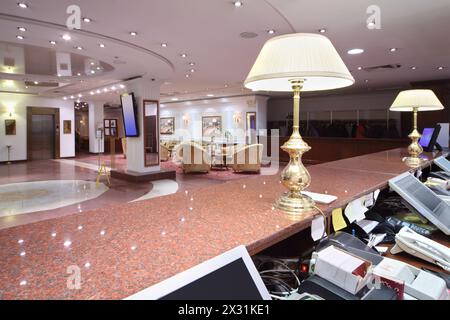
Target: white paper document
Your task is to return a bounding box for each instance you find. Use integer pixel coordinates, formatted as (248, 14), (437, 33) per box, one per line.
(311, 215), (326, 241)
(344, 197), (368, 223)
(356, 219), (379, 233)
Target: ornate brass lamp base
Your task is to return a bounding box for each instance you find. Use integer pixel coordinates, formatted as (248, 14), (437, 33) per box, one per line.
(275, 191), (315, 216)
(274, 80), (317, 216)
(403, 108), (424, 168)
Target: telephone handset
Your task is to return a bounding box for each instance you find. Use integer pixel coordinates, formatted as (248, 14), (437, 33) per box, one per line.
(391, 227), (450, 272)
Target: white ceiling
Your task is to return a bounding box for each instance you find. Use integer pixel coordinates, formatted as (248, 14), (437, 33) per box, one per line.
(0, 0), (449, 104)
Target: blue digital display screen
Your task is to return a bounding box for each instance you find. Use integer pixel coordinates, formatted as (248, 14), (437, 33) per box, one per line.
(419, 128), (434, 147)
(121, 93), (139, 137)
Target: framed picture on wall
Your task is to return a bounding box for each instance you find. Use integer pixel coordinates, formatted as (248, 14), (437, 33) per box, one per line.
(104, 118), (118, 137)
(202, 116), (222, 138)
(5, 119), (16, 135)
(160, 117), (175, 135)
(63, 120), (71, 134)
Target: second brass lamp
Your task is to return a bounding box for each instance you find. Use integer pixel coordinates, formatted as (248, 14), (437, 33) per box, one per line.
(244, 33), (354, 216)
(390, 89), (444, 167)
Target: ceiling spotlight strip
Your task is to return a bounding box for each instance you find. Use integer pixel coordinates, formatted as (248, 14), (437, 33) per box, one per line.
(0, 13), (175, 72)
(64, 83), (127, 100)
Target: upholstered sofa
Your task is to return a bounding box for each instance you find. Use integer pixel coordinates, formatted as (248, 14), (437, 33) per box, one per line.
(231, 144), (263, 173)
(174, 141), (211, 173)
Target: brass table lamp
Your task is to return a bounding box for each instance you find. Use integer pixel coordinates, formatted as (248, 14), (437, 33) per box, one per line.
(390, 89), (444, 167)
(244, 33), (354, 216)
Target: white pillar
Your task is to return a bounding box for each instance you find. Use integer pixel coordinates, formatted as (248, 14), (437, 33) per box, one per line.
(88, 101), (104, 153)
(255, 95), (269, 133)
(125, 78), (162, 173)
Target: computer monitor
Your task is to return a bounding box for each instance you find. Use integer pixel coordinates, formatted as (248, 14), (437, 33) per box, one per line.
(434, 156), (450, 173)
(389, 172), (450, 235)
(419, 125), (441, 152)
(125, 245), (271, 300)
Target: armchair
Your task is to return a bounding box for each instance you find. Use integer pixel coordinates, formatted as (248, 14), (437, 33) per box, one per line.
(175, 141), (211, 173)
(231, 144), (263, 173)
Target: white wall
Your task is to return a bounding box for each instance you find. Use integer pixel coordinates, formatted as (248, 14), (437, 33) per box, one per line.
(160, 95), (266, 143)
(0, 93), (75, 162)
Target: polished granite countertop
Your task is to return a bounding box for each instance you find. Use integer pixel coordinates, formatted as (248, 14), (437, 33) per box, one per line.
(0, 148), (446, 299)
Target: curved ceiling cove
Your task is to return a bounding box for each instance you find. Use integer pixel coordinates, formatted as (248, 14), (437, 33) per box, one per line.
(0, 41), (114, 78)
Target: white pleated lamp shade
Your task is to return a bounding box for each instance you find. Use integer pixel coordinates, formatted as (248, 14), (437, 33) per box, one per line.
(390, 89), (445, 112)
(244, 33), (354, 92)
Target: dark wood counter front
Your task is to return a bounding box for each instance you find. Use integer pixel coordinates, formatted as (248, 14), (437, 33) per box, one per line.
(0, 148), (446, 299)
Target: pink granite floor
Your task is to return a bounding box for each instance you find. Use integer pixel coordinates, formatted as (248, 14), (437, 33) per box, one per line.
(0, 152), (264, 229)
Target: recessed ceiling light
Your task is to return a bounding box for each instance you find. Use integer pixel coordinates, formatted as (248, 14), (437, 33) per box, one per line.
(111, 86), (116, 90)
(33, 81), (38, 85)
(318, 28), (326, 33)
(180, 53), (187, 58)
(189, 62), (195, 66)
(99, 43), (105, 48)
(130, 31), (137, 36)
(357, 66), (362, 70)
(438, 66), (444, 70)
(16, 35), (24, 40)
(62, 34), (71, 41)
(411, 66), (417, 70)
(83, 17), (91, 23)
(90, 70), (95, 74)
(347, 48), (364, 55)
(364, 79), (369, 83)
(96, 89), (101, 93)
(77, 72), (81, 76)
(267, 29), (275, 34)
(233, 1), (243, 7)
(63, 96), (67, 100)
(17, 3), (28, 9)
(225, 84), (229, 87)
(78, 94), (82, 98)
(185, 74), (190, 78)
(367, 22), (376, 29)
(190, 69), (195, 73)
(389, 47), (397, 52)
(161, 43), (167, 47)
(207, 94), (214, 97)
(96, 67), (101, 70)
(171, 98), (179, 101)
(18, 27), (27, 32)
(119, 84), (125, 88)
(49, 40), (56, 45)
(103, 88), (108, 92)
(70, 95), (74, 99)
(75, 46), (83, 50)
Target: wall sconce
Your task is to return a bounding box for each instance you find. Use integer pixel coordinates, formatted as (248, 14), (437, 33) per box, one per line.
(7, 106), (14, 118)
(182, 115), (189, 125)
(233, 112), (241, 124)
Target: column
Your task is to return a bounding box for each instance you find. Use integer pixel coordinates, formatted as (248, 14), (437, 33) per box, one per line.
(88, 101), (104, 153)
(125, 78), (162, 173)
